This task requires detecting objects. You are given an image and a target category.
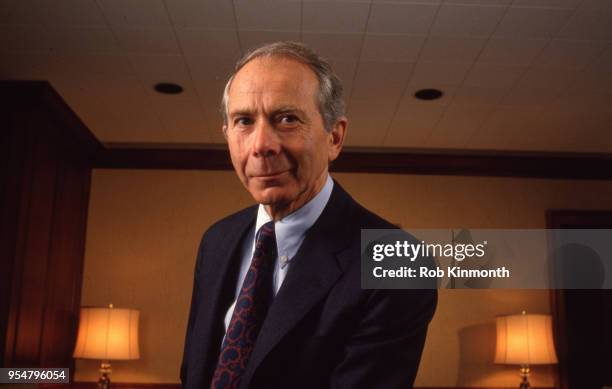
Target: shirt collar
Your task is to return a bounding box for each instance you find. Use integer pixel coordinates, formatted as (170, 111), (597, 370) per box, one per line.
(255, 174), (334, 263)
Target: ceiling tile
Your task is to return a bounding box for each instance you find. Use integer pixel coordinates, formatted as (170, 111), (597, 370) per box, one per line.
(477, 37), (549, 66)
(345, 98), (395, 146)
(238, 30), (301, 53)
(588, 42), (612, 73)
(327, 58), (358, 98)
(302, 32), (363, 61)
(52, 53), (134, 81)
(578, 0), (612, 12)
(0, 0), (45, 24)
(361, 34), (426, 62)
(149, 95), (212, 143)
(500, 85), (566, 108)
(431, 4), (507, 37)
(427, 103), (492, 148)
(535, 39), (607, 69)
(367, 3), (438, 35)
(50, 70), (142, 106)
(443, 0), (511, 5)
(302, 1), (370, 33)
(52, 75), (168, 143)
(187, 55), (235, 109)
(234, 0), (301, 31)
(112, 27), (181, 54)
(372, 0), (442, 3)
(385, 102), (446, 147)
(464, 63), (525, 89)
(0, 25), (52, 50)
(549, 87), (612, 114)
(494, 7), (572, 38)
(0, 49), (59, 79)
(557, 9), (612, 40)
(165, 0), (236, 29)
(185, 55), (235, 82)
(351, 61), (414, 103)
(46, 27), (121, 53)
(569, 67), (612, 96)
(470, 107), (544, 150)
(55, 92), (131, 142)
(97, 0), (171, 27)
(419, 36), (487, 63)
(176, 28), (241, 57)
(515, 65), (577, 91)
(128, 54), (193, 90)
(511, 0), (581, 9)
(410, 61), (472, 85)
(36, 0), (107, 27)
(453, 85), (508, 106)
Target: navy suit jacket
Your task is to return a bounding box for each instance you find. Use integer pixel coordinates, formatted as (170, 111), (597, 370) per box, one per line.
(180, 179), (437, 389)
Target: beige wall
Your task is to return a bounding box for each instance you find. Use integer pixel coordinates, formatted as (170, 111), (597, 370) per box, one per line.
(76, 169), (612, 386)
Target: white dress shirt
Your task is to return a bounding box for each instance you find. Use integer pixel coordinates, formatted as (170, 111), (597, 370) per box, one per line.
(222, 174), (334, 336)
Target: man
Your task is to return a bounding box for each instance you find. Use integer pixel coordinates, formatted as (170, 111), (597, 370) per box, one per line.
(181, 41), (437, 389)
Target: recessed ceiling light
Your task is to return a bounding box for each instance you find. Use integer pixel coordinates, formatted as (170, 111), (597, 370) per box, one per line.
(154, 82), (183, 95)
(414, 88), (443, 101)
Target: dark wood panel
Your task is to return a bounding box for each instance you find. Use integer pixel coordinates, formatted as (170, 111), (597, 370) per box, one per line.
(547, 210), (612, 389)
(95, 146), (612, 180)
(0, 103), (29, 367)
(39, 155), (90, 368)
(1, 81), (95, 371)
(12, 128), (59, 366)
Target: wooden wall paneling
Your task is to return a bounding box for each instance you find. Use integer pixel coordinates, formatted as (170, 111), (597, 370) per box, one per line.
(10, 121), (60, 366)
(547, 210), (612, 389)
(1, 81), (98, 371)
(39, 143), (91, 369)
(0, 100), (31, 367)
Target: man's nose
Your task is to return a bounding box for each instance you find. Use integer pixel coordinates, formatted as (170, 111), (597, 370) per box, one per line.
(252, 119), (281, 157)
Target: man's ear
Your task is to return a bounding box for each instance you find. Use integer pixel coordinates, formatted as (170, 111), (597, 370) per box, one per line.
(222, 125), (228, 140)
(328, 117), (347, 162)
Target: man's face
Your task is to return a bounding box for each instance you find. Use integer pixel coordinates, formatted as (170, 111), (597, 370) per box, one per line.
(224, 56), (346, 217)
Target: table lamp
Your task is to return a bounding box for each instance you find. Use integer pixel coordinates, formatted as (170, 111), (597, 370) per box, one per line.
(495, 311), (558, 389)
(73, 304), (140, 389)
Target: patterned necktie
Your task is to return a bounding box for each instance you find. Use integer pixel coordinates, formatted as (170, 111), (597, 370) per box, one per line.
(210, 221), (277, 389)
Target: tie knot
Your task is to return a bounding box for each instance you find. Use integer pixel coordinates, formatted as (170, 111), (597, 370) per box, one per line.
(255, 221), (277, 258)
(259, 221), (275, 237)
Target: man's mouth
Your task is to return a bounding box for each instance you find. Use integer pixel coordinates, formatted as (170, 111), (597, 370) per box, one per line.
(251, 170), (290, 179)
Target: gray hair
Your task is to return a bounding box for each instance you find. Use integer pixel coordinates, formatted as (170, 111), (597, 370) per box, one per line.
(221, 41), (345, 132)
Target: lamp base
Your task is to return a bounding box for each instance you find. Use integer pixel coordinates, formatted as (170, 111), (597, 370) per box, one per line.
(519, 365), (530, 389)
(98, 361), (111, 389)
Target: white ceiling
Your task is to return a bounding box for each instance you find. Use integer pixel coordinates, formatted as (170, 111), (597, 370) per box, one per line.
(1, 0), (611, 153)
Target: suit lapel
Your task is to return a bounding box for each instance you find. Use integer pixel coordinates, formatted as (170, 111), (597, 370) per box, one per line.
(239, 180), (355, 388)
(187, 206), (257, 388)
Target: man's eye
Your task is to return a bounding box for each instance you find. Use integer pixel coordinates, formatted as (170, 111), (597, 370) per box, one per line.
(279, 115), (299, 124)
(234, 117), (253, 126)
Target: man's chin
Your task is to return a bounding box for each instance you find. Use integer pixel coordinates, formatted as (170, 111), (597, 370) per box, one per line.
(249, 187), (294, 207)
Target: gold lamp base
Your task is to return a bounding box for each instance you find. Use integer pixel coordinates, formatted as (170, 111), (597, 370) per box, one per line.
(98, 361), (112, 389)
(519, 365), (530, 389)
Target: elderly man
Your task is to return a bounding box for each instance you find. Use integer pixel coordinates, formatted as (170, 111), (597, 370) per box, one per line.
(180, 41), (437, 389)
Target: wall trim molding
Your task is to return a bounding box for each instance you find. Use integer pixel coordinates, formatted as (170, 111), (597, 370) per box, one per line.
(94, 146), (612, 180)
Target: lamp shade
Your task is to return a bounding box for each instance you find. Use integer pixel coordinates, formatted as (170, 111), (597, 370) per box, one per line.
(73, 306), (140, 360)
(495, 312), (557, 365)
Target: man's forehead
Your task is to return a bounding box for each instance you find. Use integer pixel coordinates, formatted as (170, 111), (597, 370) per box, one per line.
(230, 56), (318, 92)
(227, 56), (319, 111)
